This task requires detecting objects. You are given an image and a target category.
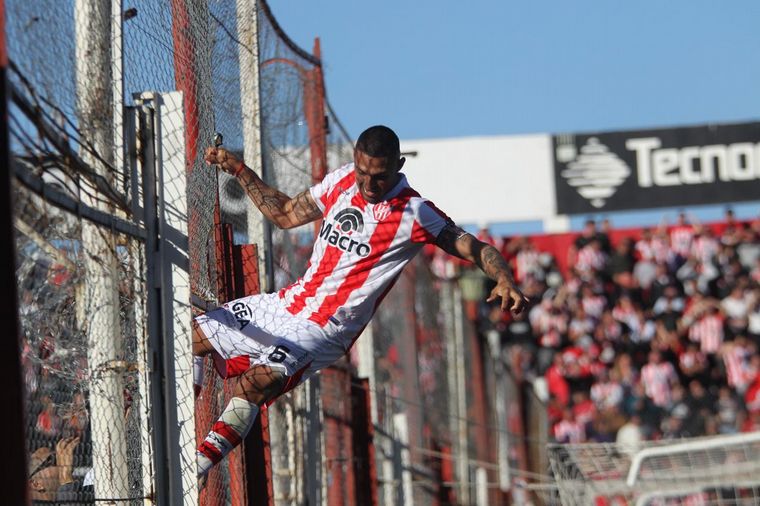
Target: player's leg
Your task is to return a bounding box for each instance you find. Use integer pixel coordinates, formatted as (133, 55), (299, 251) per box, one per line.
(193, 290), (347, 479)
(191, 318), (216, 397)
(196, 364), (287, 478)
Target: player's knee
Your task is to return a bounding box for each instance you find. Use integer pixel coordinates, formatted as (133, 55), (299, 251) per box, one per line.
(235, 366), (287, 406)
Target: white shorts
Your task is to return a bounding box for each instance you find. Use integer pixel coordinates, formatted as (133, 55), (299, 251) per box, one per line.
(194, 292), (348, 393)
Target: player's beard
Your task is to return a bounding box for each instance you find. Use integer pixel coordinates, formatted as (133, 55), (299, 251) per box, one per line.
(360, 184), (381, 203)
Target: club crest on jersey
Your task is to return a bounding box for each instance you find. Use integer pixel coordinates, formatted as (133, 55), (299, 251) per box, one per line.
(231, 301), (251, 329)
(319, 207), (372, 257)
(372, 201), (392, 222)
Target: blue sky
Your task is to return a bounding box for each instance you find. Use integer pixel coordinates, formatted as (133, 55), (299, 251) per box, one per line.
(274, 1), (760, 141)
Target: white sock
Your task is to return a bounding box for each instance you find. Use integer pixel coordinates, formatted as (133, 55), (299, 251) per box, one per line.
(197, 397), (259, 477)
(193, 355), (205, 389)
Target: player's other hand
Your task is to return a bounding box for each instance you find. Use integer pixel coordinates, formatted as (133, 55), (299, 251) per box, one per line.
(487, 278), (529, 315)
(204, 146), (244, 177)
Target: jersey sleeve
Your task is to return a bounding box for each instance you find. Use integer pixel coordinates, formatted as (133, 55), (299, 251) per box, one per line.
(411, 199), (451, 244)
(308, 164), (354, 214)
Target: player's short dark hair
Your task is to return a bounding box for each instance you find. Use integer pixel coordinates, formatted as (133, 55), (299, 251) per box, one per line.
(356, 125), (400, 159)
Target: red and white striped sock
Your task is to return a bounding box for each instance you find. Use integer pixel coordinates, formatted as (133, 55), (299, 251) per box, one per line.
(197, 396), (259, 477)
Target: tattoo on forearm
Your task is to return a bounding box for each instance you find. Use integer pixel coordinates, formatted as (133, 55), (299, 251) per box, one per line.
(436, 224), (514, 282)
(479, 245), (513, 282)
(243, 173), (287, 212)
(291, 190), (321, 223)
(239, 171), (320, 228)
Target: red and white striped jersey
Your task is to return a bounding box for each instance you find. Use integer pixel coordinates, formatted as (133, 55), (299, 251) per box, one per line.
(670, 225), (694, 257)
(582, 295), (607, 319)
(278, 164), (449, 345)
(724, 343), (752, 390)
(641, 362), (677, 407)
(515, 249), (540, 282)
(553, 419), (585, 444)
(688, 314), (725, 354)
(692, 235), (719, 264)
(591, 380), (623, 410)
(576, 245), (607, 273)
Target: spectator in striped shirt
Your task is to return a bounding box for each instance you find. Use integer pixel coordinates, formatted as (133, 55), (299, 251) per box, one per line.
(581, 284), (607, 320)
(591, 368), (623, 412)
(686, 304), (725, 356)
(576, 238), (609, 278)
(641, 350), (679, 408)
(554, 408), (586, 444)
(514, 237), (541, 283)
(670, 212), (695, 265)
(720, 335), (754, 395)
(691, 225), (720, 265)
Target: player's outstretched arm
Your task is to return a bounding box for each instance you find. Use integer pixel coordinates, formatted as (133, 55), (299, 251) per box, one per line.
(435, 223), (528, 314)
(204, 147), (322, 229)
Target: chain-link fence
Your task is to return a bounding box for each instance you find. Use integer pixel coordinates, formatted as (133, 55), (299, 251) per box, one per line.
(258, 0), (325, 290)
(8, 1), (151, 502)
(8, 7), (149, 503)
(8, 0), (201, 501)
(15, 191), (149, 504)
(365, 254), (539, 505)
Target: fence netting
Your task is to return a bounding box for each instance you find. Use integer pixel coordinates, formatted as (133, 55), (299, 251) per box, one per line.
(121, 2), (243, 504)
(257, 1), (319, 291)
(7, 0), (153, 503)
(15, 188), (149, 504)
(368, 257), (457, 504)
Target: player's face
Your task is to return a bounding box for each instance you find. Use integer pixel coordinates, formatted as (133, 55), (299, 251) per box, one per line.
(353, 149), (404, 204)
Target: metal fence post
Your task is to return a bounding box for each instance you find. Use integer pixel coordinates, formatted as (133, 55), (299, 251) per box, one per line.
(138, 98), (172, 505)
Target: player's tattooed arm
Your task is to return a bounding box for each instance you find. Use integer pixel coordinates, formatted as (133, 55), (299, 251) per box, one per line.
(204, 147), (322, 229)
(435, 223), (474, 261)
(435, 222), (528, 313)
(435, 223), (512, 281)
(239, 173), (322, 229)
(282, 189), (323, 227)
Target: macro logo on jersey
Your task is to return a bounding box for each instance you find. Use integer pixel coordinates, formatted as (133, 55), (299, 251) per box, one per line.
(334, 208), (364, 233)
(319, 207), (372, 257)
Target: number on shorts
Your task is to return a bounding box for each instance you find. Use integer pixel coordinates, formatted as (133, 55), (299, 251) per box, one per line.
(268, 345), (290, 364)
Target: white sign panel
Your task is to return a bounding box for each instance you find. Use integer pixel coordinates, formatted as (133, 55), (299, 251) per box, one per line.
(400, 134), (555, 226)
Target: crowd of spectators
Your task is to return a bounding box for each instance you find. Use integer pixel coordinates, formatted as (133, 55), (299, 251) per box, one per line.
(19, 275), (95, 502)
(474, 210), (760, 448)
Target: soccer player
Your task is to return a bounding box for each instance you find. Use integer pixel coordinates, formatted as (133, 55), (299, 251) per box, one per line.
(193, 125), (527, 480)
